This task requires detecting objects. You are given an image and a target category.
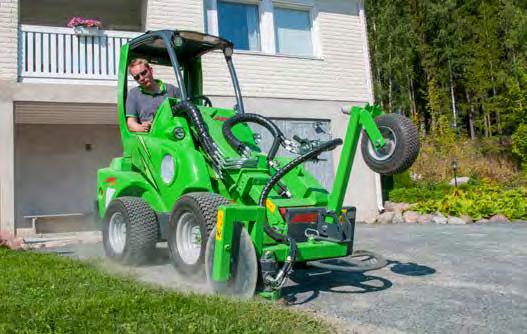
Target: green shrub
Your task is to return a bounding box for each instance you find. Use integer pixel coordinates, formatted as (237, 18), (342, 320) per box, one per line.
(414, 183), (527, 220)
(393, 171), (414, 188)
(388, 182), (474, 203)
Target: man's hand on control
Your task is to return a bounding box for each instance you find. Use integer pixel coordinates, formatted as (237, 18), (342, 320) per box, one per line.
(127, 117), (152, 132)
(141, 121), (152, 132)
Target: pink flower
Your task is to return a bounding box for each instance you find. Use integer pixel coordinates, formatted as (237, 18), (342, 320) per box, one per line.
(67, 17), (102, 29)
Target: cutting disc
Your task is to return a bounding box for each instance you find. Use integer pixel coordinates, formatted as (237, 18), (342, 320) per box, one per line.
(205, 224), (258, 298)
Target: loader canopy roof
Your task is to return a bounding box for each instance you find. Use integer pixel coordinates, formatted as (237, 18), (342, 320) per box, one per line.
(128, 30), (233, 65)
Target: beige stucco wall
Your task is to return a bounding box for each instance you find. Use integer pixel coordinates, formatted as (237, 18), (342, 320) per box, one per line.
(0, 0), (18, 80)
(145, 0), (204, 31)
(144, 0), (370, 102)
(0, 82), (15, 233)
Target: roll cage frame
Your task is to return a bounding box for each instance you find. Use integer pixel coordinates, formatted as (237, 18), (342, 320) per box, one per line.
(125, 30), (245, 114)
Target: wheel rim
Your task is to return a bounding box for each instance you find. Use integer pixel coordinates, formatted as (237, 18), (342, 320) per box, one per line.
(108, 212), (127, 254)
(367, 126), (397, 161)
(176, 211), (202, 265)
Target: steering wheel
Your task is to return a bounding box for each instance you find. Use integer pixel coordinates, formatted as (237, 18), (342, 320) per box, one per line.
(191, 95), (213, 107)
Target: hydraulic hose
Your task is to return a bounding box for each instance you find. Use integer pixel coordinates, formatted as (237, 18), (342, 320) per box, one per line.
(173, 101), (222, 169)
(258, 138), (342, 290)
(223, 113), (286, 163)
(263, 238), (297, 289)
(258, 138), (343, 241)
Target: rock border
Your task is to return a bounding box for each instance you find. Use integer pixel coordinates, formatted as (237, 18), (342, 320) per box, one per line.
(364, 202), (523, 225)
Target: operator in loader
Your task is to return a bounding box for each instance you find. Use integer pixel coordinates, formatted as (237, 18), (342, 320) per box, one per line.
(126, 58), (179, 132)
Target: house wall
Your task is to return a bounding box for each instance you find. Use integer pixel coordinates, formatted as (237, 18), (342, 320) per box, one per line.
(145, 0), (369, 103)
(145, 0), (204, 31)
(0, 100), (15, 233)
(0, 0), (18, 80)
(203, 0), (369, 102)
(0, 0), (17, 232)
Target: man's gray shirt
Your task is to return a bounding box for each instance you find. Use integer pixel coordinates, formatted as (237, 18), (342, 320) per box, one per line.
(125, 81), (178, 122)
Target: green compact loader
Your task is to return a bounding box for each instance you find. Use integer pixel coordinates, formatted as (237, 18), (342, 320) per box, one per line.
(96, 30), (420, 299)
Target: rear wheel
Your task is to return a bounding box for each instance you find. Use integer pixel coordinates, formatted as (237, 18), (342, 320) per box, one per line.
(102, 197), (159, 265)
(361, 113), (419, 175)
(167, 193), (229, 278)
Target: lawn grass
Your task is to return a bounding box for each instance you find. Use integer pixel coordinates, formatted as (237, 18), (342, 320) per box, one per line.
(0, 249), (329, 333)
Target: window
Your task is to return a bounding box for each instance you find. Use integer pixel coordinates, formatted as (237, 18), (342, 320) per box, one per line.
(274, 7), (313, 56)
(206, 0), (318, 57)
(217, 1), (261, 51)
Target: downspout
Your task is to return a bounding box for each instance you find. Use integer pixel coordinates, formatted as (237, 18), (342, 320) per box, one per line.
(358, 1), (384, 212)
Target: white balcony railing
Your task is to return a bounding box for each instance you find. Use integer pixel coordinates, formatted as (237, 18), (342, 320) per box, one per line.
(19, 25), (140, 81)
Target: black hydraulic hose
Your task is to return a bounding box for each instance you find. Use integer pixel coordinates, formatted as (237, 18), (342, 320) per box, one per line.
(223, 113), (286, 162)
(260, 138), (341, 290)
(173, 101), (221, 168)
(258, 138), (343, 242)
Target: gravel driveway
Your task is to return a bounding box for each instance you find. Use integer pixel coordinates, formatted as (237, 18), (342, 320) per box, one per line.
(42, 223), (527, 333)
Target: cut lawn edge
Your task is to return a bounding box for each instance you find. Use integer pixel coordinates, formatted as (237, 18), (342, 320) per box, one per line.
(0, 249), (330, 333)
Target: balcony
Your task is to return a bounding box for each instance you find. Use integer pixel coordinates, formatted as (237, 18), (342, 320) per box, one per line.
(19, 25), (141, 83)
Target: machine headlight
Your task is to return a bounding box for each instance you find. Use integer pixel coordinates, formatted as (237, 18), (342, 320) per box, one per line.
(161, 155), (175, 184)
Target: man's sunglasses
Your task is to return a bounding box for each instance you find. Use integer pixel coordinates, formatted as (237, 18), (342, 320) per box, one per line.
(133, 69), (149, 81)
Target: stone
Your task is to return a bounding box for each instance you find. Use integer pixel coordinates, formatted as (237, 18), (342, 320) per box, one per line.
(432, 212), (447, 225)
(489, 214), (510, 223)
(376, 211), (395, 224)
(384, 201), (412, 213)
(0, 230), (24, 250)
(392, 212), (404, 224)
(475, 219), (490, 224)
(417, 214), (433, 224)
(449, 176), (470, 186)
(403, 211), (420, 223)
(448, 216), (466, 225)
(460, 215), (474, 224)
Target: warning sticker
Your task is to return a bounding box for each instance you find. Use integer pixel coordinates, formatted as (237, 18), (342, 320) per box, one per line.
(216, 210), (224, 240)
(266, 199), (276, 213)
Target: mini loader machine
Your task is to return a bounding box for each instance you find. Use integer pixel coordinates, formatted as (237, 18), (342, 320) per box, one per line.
(97, 30), (419, 299)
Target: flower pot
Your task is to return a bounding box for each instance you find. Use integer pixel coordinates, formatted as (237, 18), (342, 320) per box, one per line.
(73, 26), (100, 36)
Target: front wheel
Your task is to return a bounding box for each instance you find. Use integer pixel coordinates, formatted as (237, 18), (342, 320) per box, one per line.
(361, 114), (419, 175)
(167, 193), (229, 278)
(102, 197), (159, 265)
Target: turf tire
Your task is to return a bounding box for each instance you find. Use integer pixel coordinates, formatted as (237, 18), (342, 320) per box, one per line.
(168, 192), (230, 278)
(103, 197), (159, 265)
(360, 113), (419, 175)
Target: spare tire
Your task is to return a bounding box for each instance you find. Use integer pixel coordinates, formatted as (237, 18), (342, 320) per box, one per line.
(360, 114), (419, 175)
